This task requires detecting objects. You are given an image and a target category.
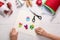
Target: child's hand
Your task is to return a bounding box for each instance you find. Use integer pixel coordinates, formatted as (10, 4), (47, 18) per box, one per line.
(10, 28), (18, 40)
(35, 27), (48, 36)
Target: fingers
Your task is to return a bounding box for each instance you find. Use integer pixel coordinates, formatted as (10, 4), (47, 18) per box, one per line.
(11, 28), (16, 32)
(35, 27), (43, 32)
(35, 27), (45, 35)
(10, 28), (18, 40)
(10, 28), (18, 36)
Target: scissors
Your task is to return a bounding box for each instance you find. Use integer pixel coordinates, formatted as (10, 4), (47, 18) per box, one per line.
(32, 16), (35, 22)
(29, 9), (42, 22)
(17, 0), (24, 8)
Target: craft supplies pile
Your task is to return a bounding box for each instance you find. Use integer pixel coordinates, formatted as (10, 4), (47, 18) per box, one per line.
(0, 0), (60, 17)
(0, 0), (60, 30)
(0, 1), (13, 17)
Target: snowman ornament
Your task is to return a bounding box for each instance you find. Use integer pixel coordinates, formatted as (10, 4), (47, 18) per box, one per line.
(0, 1), (13, 17)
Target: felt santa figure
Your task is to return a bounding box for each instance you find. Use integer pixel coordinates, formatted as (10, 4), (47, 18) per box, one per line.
(0, 1), (13, 17)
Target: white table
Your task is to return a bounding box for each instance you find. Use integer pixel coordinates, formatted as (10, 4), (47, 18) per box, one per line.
(0, 0), (60, 40)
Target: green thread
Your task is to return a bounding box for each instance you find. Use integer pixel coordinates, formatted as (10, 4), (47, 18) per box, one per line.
(43, 4), (55, 15)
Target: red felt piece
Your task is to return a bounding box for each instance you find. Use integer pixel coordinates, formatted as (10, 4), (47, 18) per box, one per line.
(0, 1), (4, 7)
(7, 2), (12, 9)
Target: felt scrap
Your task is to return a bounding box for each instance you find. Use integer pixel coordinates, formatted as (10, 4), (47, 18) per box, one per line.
(19, 22), (23, 28)
(30, 24), (34, 30)
(24, 24), (28, 29)
(0, 1), (4, 7)
(26, 17), (30, 21)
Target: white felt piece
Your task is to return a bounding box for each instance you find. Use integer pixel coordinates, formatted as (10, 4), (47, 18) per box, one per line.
(0, 4), (9, 12)
(0, 2), (10, 17)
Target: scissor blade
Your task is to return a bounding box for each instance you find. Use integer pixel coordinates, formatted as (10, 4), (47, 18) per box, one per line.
(29, 9), (37, 16)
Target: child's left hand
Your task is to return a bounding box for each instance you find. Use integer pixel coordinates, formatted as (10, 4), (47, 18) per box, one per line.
(10, 28), (18, 40)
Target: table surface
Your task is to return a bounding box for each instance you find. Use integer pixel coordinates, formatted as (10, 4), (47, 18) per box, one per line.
(0, 0), (60, 40)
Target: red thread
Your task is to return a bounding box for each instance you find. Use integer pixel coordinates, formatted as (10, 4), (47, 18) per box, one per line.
(45, 0), (60, 12)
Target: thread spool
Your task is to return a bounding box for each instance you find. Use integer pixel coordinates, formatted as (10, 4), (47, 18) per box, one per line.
(44, 0), (60, 15)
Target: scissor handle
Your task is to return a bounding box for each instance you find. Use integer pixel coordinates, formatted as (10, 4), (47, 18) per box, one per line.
(32, 16), (35, 22)
(36, 15), (42, 20)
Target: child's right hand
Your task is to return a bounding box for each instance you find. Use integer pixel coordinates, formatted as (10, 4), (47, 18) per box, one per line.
(35, 27), (48, 36)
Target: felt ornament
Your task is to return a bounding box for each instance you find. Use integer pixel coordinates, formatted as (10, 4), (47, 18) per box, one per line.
(36, 0), (42, 6)
(0, 1), (13, 17)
